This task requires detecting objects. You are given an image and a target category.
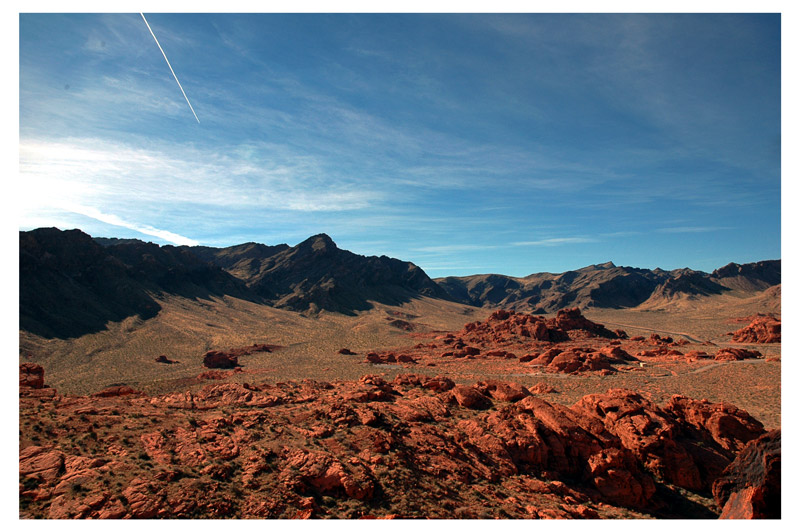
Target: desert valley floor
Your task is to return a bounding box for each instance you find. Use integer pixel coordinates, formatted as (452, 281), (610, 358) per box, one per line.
(19, 289), (780, 519)
(20, 291), (781, 427)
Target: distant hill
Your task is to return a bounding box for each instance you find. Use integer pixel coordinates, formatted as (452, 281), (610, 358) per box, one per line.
(711, 261), (782, 292)
(19, 228), (780, 339)
(435, 260), (780, 313)
(184, 234), (451, 315)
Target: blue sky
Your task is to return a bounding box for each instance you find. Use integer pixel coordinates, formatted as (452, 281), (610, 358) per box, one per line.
(18, 13), (781, 277)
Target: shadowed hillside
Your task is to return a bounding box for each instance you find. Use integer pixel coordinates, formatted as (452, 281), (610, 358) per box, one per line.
(20, 229), (253, 339)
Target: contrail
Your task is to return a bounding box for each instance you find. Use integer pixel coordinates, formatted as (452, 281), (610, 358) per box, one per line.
(140, 13), (200, 123)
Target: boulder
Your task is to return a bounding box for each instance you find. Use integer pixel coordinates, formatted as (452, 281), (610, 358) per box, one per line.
(92, 385), (143, 398)
(203, 351), (240, 369)
(476, 380), (531, 402)
(713, 430), (780, 519)
(529, 383), (557, 394)
(20, 363), (45, 389)
(450, 386), (493, 410)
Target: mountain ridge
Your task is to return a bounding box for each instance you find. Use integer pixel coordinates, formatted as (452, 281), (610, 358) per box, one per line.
(434, 258), (780, 313)
(19, 228), (780, 339)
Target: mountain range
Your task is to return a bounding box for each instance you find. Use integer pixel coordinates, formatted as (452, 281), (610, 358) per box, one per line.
(20, 228), (780, 339)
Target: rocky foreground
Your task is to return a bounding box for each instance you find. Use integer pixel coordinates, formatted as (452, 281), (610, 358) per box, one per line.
(20, 361), (780, 519)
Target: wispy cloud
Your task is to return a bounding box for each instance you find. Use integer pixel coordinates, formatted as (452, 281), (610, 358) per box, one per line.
(511, 237), (597, 247)
(601, 230), (642, 238)
(19, 138), (381, 213)
(656, 226), (731, 234)
(411, 244), (501, 254)
(64, 204), (199, 246)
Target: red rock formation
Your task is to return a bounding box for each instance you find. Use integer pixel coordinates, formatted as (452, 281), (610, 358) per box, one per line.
(460, 308), (617, 345)
(365, 351), (414, 364)
(523, 347), (616, 374)
(387, 319), (415, 331)
(714, 348), (763, 361)
(646, 333), (674, 345)
(713, 430), (780, 519)
(20, 363), (45, 389)
(731, 316), (781, 343)
(665, 396), (765, 455)
(91, 385), (143, 398)
(637, 347), (685, 358)
(203, 351), (240, 369)
(550, 308), (619, 339)
(599, 346), (636, 362)
(475, 380), (531, 402)
(449, 386), (493, 409)
(684, 350), (710, 361)
(573, 389), (764, 491)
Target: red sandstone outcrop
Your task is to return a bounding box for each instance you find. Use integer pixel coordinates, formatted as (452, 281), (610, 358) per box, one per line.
(665, 396), (766, 452)
(203, 351), (240, 369)
(20, 363), (45, 389)
(714, 348), (763, 361)
(572, 389), (765, 492)
(91, 385), (143, 398)
(474, 380), (531, 402)
(684, 350), (710, 361)
(730, 316), (781, 343)
(713, 430), (780, 519)
(19, 371), (771, 519)
(202, 344), (277, 369)
(645, 333), (675, 346)
(459, 308), (619, 345)
(636, 346), (685, 358)
(529, 383), (557, 394)
(550, 308), (619, 339)
(448, 386), (493, 409)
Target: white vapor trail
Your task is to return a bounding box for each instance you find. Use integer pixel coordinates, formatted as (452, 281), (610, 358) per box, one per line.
(140, 13), (200, 123)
